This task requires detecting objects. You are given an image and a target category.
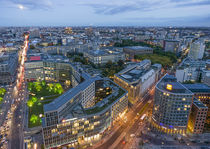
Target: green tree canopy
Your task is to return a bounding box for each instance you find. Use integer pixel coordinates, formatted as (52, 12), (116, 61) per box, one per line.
(27, 99), (34, 107)
(30, 114), (38, 124)
(0, 88), (6, 96)
(31, 96), (38, 103)
(0, 97), (3, 102)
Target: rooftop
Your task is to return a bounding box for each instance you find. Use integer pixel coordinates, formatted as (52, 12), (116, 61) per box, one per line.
(193, 98), (207, 109)
(115, 60), (154, 84)
(124, 46), (153, 50)
(157, 74), (193, 94)
(26, 53), (69, 63)
(85, 47), (123, 56)
(183, 83), (210, 93)
(44, 76), (101, 112)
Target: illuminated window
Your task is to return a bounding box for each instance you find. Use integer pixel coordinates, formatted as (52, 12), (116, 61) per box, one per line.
(182, 98), (186, 101)
(166, 84), (172, 90)
(177, 108), (180, 111)
(84, 120), (89, 125)
(74, 122), (79, 127)
(184, 105), (187, 108)
(184, 108), (187, 111)
(94, 121), (100, 125)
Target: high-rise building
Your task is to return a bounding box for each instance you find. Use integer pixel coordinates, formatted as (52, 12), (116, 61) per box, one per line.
(152, 74), (194, 134)
(188, 41), (205, 60)
(188, 98), (208, 134)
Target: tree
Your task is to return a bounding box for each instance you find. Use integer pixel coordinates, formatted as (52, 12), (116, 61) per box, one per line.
(35, 85), (42, 92)
(28, 82), (33, 91)
(31, 96), (38, 103)
(0, 88), (6, 96)
(41, 80), (46, 87)
(30, 114), (38, 124)
(47, 83), (54, 91)
(57, 87), (63, 94)
(27, 99), (34, 107)
(0, 97), (3, 102)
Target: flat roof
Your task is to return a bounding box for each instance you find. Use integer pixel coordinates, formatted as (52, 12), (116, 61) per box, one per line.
(44, 76), (101, 112)
(157, 74), (193, 94)
(124, 46), (153, 50)
(193, 98), (207, 108)
(183, 83), (210, 93)
(116, 59), (153, 84)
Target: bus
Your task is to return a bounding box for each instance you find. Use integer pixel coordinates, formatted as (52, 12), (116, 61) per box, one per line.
(140, 114), (146, 121)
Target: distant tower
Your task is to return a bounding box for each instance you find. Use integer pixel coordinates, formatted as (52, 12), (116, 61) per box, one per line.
(188, 41), (205, 60)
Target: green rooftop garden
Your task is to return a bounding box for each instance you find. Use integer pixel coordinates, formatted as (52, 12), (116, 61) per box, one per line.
(27, 81), (64, 128)
(85, 87), (125, 115)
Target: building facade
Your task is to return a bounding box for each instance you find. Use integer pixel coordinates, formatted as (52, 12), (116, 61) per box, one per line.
(188, 98), (208, 134)
(175, 58), (206, 83)
(0, 52), (18, 85)
(114, 60), (161, 103)
(152, 74), (194, 134)
(123, 46), (153, 60)
(188, 41), (205, 60)
(83, 48), (125, 65)
(42, 76), (128, 149)
(183, 83), (210, 127)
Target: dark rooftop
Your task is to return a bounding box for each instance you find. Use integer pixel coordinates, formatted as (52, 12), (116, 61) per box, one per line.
(183, 84), (210, 93)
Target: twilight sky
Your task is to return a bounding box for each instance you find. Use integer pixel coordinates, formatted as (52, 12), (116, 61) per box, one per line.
(0, 0), (210, 26)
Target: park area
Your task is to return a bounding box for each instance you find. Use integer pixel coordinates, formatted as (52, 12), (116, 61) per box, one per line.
(27, 81), (64, 128)
(0, 88), (6, 104)
(134, 54), (174, 68)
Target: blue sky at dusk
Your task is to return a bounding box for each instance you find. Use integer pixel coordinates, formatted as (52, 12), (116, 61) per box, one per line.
(0, 0), (210, 26)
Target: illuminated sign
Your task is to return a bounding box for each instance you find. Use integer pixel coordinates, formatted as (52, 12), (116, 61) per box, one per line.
(166, 84), (172, 90)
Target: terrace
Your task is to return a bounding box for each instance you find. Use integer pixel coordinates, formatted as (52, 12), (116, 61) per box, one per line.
(27, 81), (64, 128)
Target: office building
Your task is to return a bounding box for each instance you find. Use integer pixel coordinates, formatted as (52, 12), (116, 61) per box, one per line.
(175, 58), (206, 83)
(163, 40), (180, 55)
(152, 74), (194, 134)
(42, 76), (128, 149)
(114, 60), (161, 103)
(123, 46), (153, 60)
(183, 83), (210, 126)
(0, 52), (18, 85)
(83, 48), (125, 65)
(188, 98), (208, 134)
(24, 54), (76, 86)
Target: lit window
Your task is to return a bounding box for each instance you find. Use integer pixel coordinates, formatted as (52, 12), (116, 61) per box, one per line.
(182, 98), (186, 101)
(177, 108), (180, 111)
(166, 84), (172, 90)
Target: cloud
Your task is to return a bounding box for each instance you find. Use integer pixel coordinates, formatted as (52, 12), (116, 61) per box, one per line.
(0, 0), (53, 10)
(80, 0), (210, 15)
(81, 0), (162, 15)
(125, 15), (210, 26)
(176, 0), (210, 7)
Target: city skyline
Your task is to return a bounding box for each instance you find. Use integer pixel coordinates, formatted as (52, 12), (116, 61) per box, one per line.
(1, 0), (210, 26)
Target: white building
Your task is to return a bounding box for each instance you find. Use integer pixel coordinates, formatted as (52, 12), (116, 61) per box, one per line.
(188, 41), (205, 60)
(175, 58), (206, 83)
